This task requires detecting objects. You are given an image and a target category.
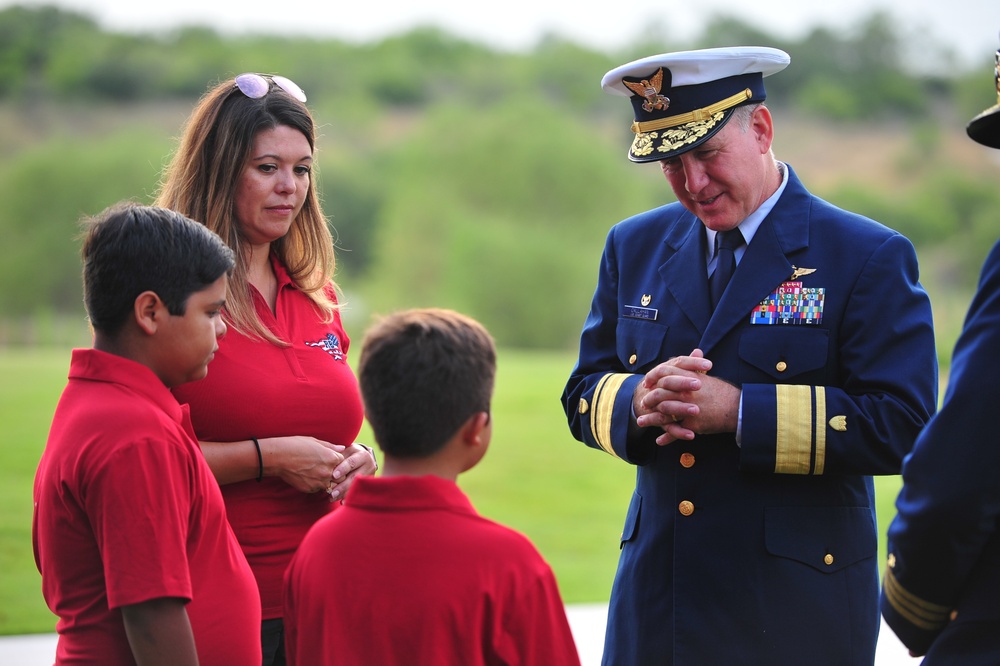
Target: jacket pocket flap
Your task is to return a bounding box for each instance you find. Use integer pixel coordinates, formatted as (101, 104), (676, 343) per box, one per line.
(616, 318), (668, 371)
(765, 505), (875, 573)
(619, 491), (642, 546)
(740, 327), (829, 379)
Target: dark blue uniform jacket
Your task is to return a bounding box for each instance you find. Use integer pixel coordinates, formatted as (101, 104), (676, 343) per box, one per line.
(563, 165), (937, 665)
(882, 240), (1000, 665)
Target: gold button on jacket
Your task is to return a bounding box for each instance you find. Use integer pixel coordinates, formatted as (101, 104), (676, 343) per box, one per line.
(678, 501), (695, 516)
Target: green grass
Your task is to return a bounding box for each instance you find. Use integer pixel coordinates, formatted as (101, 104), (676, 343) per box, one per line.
(0, 348), (74, 634)
(2, 346), (905, 635)
(457, 349), (638, 603)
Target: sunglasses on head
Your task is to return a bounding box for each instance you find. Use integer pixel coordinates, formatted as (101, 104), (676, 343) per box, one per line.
(994, 50), (999, 95)
(234, 73), (307, 103)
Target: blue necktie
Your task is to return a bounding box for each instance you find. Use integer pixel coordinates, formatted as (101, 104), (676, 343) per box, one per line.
(710, 228), (745, 309)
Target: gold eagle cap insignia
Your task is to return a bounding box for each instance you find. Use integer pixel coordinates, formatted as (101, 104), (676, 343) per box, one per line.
(829, 415), (847, 432)
(641, 294), (652, 306)
(622, 68), (671, 113)
(790, 266), (817, 280)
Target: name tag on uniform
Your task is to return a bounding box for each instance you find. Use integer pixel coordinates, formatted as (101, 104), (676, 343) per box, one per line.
(624, 305), (658, 320)
(751, 281), (825, 325)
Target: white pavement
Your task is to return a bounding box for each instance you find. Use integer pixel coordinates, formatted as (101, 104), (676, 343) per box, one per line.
(0, 604), (922, 665)
(565, 604), (922, 666)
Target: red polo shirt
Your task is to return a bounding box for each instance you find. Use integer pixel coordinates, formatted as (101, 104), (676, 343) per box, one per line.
(172, 254), (364, 618)
(284, 475), (582, 665)
(33, 349), (261, 665)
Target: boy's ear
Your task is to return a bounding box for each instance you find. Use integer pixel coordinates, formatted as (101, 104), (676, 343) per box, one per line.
(457, 411), (491, 474)
(134, 291), (165, 335)
(460, 411), (492, 449)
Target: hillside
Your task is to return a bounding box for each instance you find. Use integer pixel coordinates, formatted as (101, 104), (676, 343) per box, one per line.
(3, 71), (1000, 353)
(775, 111), (1000, 192)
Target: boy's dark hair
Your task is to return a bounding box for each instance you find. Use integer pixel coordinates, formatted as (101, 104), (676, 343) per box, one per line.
(81, 202), (235, 335)
(358, 308), (496, 458)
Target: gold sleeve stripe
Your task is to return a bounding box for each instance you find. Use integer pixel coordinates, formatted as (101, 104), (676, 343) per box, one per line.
(774, 385), (829, 475)
(883, 566), (951, 631)
(813, 387), (827, 475)
(591, 373), (630, 459)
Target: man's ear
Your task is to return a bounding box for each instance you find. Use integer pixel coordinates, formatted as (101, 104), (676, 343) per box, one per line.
(134, 291), (165, 335)
(750, 105), (774, 153)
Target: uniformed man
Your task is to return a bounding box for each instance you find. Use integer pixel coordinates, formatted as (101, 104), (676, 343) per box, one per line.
(562, 46), (938, 664)
(881, 36), (1000, 663)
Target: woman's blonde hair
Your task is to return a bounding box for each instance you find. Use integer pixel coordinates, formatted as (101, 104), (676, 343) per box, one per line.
(155, 75), (338, 345)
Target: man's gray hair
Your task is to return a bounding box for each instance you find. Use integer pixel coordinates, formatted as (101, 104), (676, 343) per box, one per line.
(731, 103), (764, 131)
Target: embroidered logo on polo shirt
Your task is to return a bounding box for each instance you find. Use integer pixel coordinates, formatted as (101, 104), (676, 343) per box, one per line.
(306, 333), (345, 361)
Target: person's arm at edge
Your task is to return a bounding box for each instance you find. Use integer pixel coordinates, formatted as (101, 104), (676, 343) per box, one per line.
(122, 597), (198, 666)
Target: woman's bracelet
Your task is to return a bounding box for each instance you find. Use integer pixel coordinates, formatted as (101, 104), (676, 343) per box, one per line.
(251, 437), (263, 482)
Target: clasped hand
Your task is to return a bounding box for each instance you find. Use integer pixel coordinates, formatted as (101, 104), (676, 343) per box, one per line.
(632, 348), (740, 446)
(275, 437), (376, 500)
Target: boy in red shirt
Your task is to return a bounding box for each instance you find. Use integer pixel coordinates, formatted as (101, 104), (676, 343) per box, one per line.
(32, 202), (261, 665)
(284, 308), (581, 666)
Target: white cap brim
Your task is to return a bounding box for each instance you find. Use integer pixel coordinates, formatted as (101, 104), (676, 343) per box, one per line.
(602, 46), (791, 96)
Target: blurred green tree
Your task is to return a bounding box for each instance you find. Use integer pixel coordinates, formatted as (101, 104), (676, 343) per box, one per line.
(0, 129), (169, 314)
(0, 4), (998, 349)
(359, 95), (665, 347)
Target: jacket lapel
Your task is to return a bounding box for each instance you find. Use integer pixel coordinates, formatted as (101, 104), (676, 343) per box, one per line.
(698, 166), (812, 355)
(659, 215), (712, 333)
